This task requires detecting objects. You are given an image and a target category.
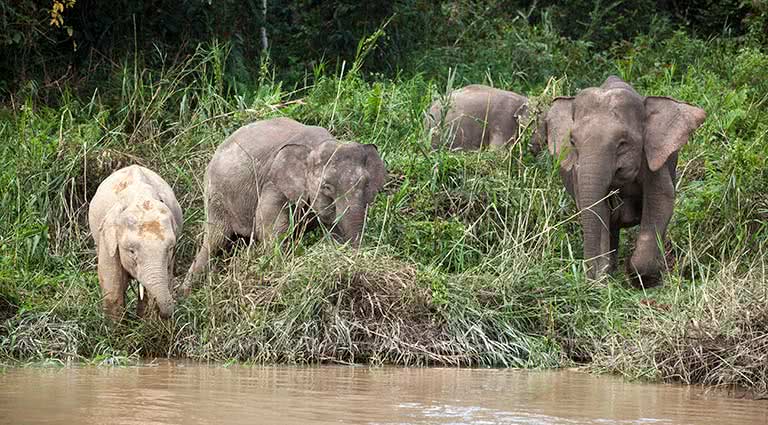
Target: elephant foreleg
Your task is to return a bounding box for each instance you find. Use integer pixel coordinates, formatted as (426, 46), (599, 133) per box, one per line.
(97, 247), (130, 322)
(489, 129), (512, 149)
(182, 209), (230, 297)
(629, 164), (675, 287)
(253, 186), (291, 248)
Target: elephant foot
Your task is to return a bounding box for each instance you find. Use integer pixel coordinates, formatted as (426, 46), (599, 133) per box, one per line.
(627, 243), (668, 289)
(628, 273), (662, 289)
(178, 278), (194, 298)
(104, 304), (126, 323)
(102, 294), (127, 322)
(178, 285), (190, 298)
(626, 262), (663, 289)
(586, 257), (613, 280)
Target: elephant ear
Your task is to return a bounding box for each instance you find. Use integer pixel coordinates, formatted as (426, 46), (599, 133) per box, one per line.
(167, 206), (180, 237)
(99, 205), (124, 257)
(362, 144), (387, 203)
(534, 97), (575, 170)
(270, 143), (311, 202)
(644, 96), (707, 172)
(156, 192), (180, 236)
(514, 102), (529, 122)
(544, 97), (574, 156)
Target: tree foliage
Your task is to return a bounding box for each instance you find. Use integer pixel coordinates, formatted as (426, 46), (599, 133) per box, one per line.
(0, 0), (765, 97)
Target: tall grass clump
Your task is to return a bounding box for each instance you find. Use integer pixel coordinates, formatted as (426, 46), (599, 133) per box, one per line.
(593, 255), (768, 397)
(1, 7), (767, 395)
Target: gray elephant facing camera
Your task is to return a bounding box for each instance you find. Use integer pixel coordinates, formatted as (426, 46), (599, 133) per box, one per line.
(182, 117), (387, 294)
(533, 76), (706, 286)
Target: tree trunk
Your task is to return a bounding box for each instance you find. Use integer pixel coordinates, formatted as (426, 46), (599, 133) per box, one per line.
(260, 0), (269, 52)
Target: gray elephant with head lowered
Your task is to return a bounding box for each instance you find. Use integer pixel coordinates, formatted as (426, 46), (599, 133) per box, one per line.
(182, 117), (387, 293)
(425, 84), (529, 151)
(88, 165), (183, 320)
(533, 76), (706, 286)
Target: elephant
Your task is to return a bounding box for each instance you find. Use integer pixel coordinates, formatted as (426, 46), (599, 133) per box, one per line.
(88, 165), (183, 320)
(425, 84), (529, 151)
(532, 75), (706, 286)
(182, 117), (387, 293)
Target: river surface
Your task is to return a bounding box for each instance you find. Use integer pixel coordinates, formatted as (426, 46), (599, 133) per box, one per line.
(1, 362), (766, 424)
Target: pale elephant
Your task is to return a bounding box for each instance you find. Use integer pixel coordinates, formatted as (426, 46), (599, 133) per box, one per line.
(532, 76), (706, 287)
(88, 165), (183, 320)
(182, 117), (387, 293)
(425, 84), (529, 150)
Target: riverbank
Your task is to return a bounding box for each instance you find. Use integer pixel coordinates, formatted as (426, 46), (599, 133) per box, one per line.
(2, 22), (767, 396)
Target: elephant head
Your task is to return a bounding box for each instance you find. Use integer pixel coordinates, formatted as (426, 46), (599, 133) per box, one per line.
(269, 140), (386, 246)
(535, 76), (706, 280)
(100, 198), (179, 318)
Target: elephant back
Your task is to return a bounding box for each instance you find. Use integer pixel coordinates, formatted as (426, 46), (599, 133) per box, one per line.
(204, 118), (337, 206)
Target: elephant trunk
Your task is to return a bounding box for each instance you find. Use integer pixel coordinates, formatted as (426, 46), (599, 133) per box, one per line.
(337, 201), (367, 248)
(139, 264), (175, 319)
(576, 161), (613, 279)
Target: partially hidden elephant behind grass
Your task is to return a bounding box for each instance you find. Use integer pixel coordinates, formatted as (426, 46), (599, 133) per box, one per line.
(88, 165), (183, 320)
(182, 117), (387, 294)
(425, 84), (529, 151)
(532, 75), (706, 287)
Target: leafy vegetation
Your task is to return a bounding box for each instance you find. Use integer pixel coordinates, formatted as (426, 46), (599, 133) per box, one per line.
(1, 1), (767, 396)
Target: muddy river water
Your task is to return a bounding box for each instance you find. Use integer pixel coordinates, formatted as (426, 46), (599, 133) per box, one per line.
(1, 362), (766, 424)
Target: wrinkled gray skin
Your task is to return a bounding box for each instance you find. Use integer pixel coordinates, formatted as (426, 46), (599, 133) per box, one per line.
(88, 165), (183, 320)
(532, 76), (706, 287)
(426, 84), (529, 151)
(182, 117), (387, 293)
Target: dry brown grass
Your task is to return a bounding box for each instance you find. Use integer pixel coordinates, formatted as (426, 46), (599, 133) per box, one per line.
(594, 255), (768, 397)
(166, 245), (557, 367)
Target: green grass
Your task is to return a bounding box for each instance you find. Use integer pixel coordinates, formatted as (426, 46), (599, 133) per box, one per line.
(1, 18), (767, 396)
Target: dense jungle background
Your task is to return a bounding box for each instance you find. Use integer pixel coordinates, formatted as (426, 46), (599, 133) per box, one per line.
(1, 0), (767, 396)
